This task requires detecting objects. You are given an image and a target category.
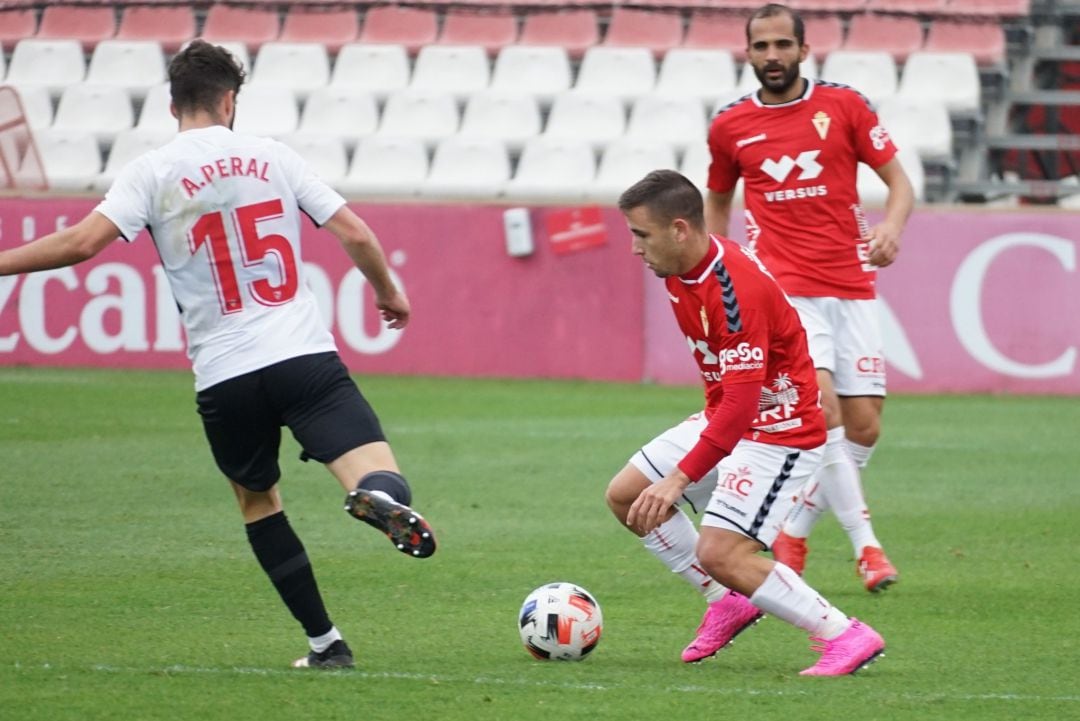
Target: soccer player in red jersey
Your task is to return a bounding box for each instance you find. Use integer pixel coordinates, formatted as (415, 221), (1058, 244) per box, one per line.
(705, 4), (914, 592)
(606, 169), (885, 675)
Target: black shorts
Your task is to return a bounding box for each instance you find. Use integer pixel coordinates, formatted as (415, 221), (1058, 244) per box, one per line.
(195, 352), (385, 491)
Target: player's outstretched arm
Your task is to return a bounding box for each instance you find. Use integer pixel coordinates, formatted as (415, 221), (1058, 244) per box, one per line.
(705, 189), (737, 238)
(0, 212), (120, 276)
(322, 205), (410, 330)
(867, 157), (915, 268)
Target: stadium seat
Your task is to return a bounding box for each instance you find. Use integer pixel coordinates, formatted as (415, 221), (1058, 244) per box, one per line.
(420, 137), (511, 199)
(864, 0), (946, 11)
(279, 7), (359, 55)
(298, 87), (379, 149)
(518, 10), (599, 60)
(602, 8), (684, 58)
(339, 136), (428, 198)
(36, 5), (116, 51)
(683, 11), (751, 62)
(680, 140), (712, 188)
(52, 84), (134, 145)
(504, 137), (596, 203)
(458, 92), (542, 152)
(212, 41), (252, 75)
(575, 47), (657, 105)
(201, 5), (280, 54)
(843, 14), (924, 64)
(946, 0), (1031, 18)
(7, 85), (54, 129)
(7, 39), (86, 96)
(439, 9), (518, 56)
(803, 16), (844, 62)
(544, 92), (626, 150)
(625, 95), (708, 152)
(819, 51), (898, 106)
(587, 139), (679, 202)
(409, 45), (491, 102)
(85, 41), (167, 101)
(136, 83), (175, 134)
(250, 42), (331, 99)
(898, 51), (980, 115)
(330, 44), (411, 101)
(490, 45), (573, 106)
(655, 49), (738, 107)
(233, 86), (299, 138)
(856, 147), (924, 204)
(116, 6), (195, 54)
(95, 128), (175, 192)
(33, 128), (102, 192)
(789, 0), (868, 10)
(924, 20), (1006, 66)
(376, 90), (459, 148)
(280, 134), (349, 186)
(0, 9), (38, 48)
(358, 6), (438, 56)
(876, 95), (952, 161)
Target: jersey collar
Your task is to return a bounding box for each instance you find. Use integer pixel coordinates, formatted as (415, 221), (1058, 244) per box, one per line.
(679, 237), (725, 284)
(752, 77), (815, 109)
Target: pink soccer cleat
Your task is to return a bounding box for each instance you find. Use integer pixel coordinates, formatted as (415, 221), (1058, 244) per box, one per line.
(857, 546), (899, 592)
(681, 591), (765, 663)
(771, 531), (808, 575)
(799, 619), (885, 676)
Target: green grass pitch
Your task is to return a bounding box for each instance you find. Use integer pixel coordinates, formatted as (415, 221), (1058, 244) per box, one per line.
(1, 368), (1077, 721)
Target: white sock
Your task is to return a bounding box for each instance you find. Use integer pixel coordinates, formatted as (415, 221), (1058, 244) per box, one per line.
(817, 427), (881, 555)
(782, 477), (828, 538)
(749, 563), (851, 640)
(642, 510), (728, 603)
(309, 626), (343, 653)
(845, 438), (876, 469)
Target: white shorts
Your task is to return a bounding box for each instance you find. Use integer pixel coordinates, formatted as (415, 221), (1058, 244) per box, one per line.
(789, 296), (886, 397)
(630, 413), (824, 549)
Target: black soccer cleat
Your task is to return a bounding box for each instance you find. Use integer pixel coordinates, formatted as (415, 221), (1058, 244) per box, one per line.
(344, 489), (437, 558)
(292, 639), (355, 669)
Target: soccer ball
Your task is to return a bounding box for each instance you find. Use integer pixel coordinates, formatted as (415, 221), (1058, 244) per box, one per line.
(518, 582), (603, 661)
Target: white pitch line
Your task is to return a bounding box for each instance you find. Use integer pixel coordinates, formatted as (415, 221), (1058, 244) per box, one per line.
(10, 663), (1078, 703)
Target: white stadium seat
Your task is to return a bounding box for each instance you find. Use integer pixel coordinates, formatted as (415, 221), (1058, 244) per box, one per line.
(250, 42), (331, 99)
(330, 44), (411, 102)
(409, 44), (490, 102)
(898, 51), (981, 116)
(458, 91), (542, 153)
(820, 51), (898, 107)
(280, 133), (348, 186)
(298, 87), (379, 149)
(339, 136), (428, 198)
(588, 139), (678, 202)
(85, 40), (166, 100)
(876, 95), (953, 161)
(574, 47), (656, 105)
(655, 49), (738, 106)
(233, 85), (299, 138)
(136, 83), (175, 133)
(7, 39), (86, 96)
(52, 84), (134, 145)
(543, 92), (625, 150)
(490, 45), (572, 106)
(8, 85), (55, 129)
(420, 137), (510, 199)
(504, 136), (595, 203)
(625, 94), (707, 151)
(375, 90), (459, 148)
(33, 128), (101, 191)
(95, 128), (175, 191)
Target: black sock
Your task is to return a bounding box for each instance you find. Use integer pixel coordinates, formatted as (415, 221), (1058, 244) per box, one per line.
(357, 470), (412, 505)
(245, 511), (332, 639)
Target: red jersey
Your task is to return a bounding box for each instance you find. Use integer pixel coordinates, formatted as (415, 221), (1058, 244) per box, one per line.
(707, 80), (897, 299)
(668, 236), (826, 461)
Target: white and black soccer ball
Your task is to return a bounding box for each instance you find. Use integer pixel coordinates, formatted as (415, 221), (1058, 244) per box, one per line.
(518, 582), (603, 661)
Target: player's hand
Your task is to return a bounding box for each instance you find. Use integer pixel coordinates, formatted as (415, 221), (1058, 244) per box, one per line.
(627, 472), (692, 535)
(866, 221), (902, 268)
(376, 290), (411, 330)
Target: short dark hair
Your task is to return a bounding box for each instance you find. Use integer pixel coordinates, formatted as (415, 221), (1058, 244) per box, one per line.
(746, 3), (805, 47)
(618, 170), (705, 230)
(168, 40), (246, 116)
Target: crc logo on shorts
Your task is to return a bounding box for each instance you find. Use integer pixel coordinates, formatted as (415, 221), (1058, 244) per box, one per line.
(719, 466), (754, 498)
(856, 356), (885, 375)
(760, 151), (823, 183)
(719, 342), (765, 375)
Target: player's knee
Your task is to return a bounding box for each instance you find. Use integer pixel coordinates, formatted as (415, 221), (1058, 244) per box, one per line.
(604, 475), (640, 523)
(845, 417), (880, 447)
(357, 470), (411, 505)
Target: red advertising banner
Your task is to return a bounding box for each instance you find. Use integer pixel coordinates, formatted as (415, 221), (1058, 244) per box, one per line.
(1, 199), (1078, 394)
(544, 206), (609, 255)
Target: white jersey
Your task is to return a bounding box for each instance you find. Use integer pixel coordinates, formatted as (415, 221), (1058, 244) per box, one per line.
(95, 126), (345, 390)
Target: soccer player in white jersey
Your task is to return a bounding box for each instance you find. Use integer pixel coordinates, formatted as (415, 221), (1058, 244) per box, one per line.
(0, 41), (437, 669)
(705, 4), (914, 592)
(608, 170), (885, 675)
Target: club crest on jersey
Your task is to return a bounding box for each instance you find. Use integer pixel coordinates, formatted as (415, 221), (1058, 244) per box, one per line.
(812, 111), (831, 140)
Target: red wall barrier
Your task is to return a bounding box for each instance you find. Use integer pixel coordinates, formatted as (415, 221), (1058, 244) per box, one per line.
(1, 199), (1077, 393)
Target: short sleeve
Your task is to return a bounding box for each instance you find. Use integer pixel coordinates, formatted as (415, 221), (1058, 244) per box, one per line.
(276, 142), (346, 226)
(707, 118), (740, 194)
(93, 154), (155, 243)
(849, 91), (897, 170)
